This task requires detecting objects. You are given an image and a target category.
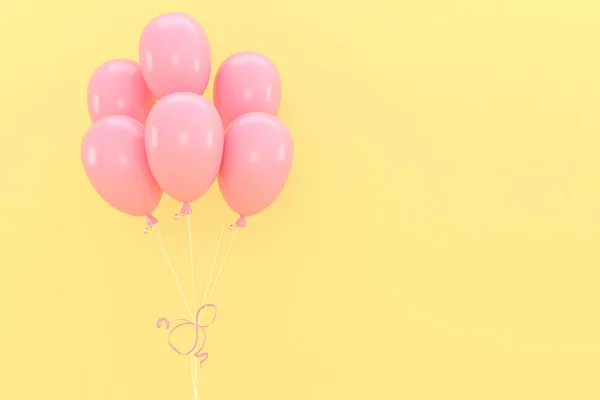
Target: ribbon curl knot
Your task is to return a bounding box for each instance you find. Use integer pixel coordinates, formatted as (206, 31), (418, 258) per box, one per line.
(156, 304), (217, 364)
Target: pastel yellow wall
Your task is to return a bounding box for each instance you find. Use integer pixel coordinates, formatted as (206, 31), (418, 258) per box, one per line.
(2, 0), (600, 399)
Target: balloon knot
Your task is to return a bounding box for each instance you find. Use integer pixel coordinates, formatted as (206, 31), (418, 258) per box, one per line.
(180, 202), (193, 215)
(236, 216), (247, 228)
(146, 214), (159, 227)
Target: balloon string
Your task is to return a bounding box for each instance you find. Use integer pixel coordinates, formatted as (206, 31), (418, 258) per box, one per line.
(191, 355), (198, 400)
(190, 356), (194, 398)
(198, 208), (227, 324)
(187, 215), (199, 400)
(195, 356), (199, 399)
(204, 227), (239, 306)
(187, 215), (197, 317)
(155, 230), (193, 320)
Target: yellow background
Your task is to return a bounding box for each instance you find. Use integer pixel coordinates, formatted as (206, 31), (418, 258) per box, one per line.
(2, 0), (600, 399)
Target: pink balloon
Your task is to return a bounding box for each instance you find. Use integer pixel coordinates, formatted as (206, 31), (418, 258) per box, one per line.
(214, 52), (281, 129)
(139, 13), (211, 99)
(218, 113), (293, 226)
(145, 93), (224, 212)
(87, 59), (154, 124)
(81, 116), (162, 222)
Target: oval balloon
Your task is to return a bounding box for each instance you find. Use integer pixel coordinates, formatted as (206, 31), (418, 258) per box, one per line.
(145, 93), (224, 208)
(139, 13), (211, 99)
(213, 52), (281, 129)
(81, 116), (162, 219)
(218, 113), (293, 222)
(87, 59), (154, 124)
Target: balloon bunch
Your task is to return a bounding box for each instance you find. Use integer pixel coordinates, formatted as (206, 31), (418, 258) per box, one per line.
(81, 15), (293, 394)
(82, 12), (294, 231)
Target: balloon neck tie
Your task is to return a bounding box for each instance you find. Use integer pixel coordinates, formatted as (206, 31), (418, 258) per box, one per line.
(229, 216), (246, 230)
(156, 304), (217, 365)
(175, 202), (193, 220)
(144, 214), (159, 234)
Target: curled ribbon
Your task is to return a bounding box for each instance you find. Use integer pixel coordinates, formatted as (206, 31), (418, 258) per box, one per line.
(156, 304), (217, 364)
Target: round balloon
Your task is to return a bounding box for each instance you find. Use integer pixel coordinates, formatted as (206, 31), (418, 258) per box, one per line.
(218, 112), (293, 225)
(213, 52), (281, 129)
(145, 93), (224, 211)
(139, 13), (211, 99)
(81, 116), (162, 220)
(87, 59), (154, 124)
